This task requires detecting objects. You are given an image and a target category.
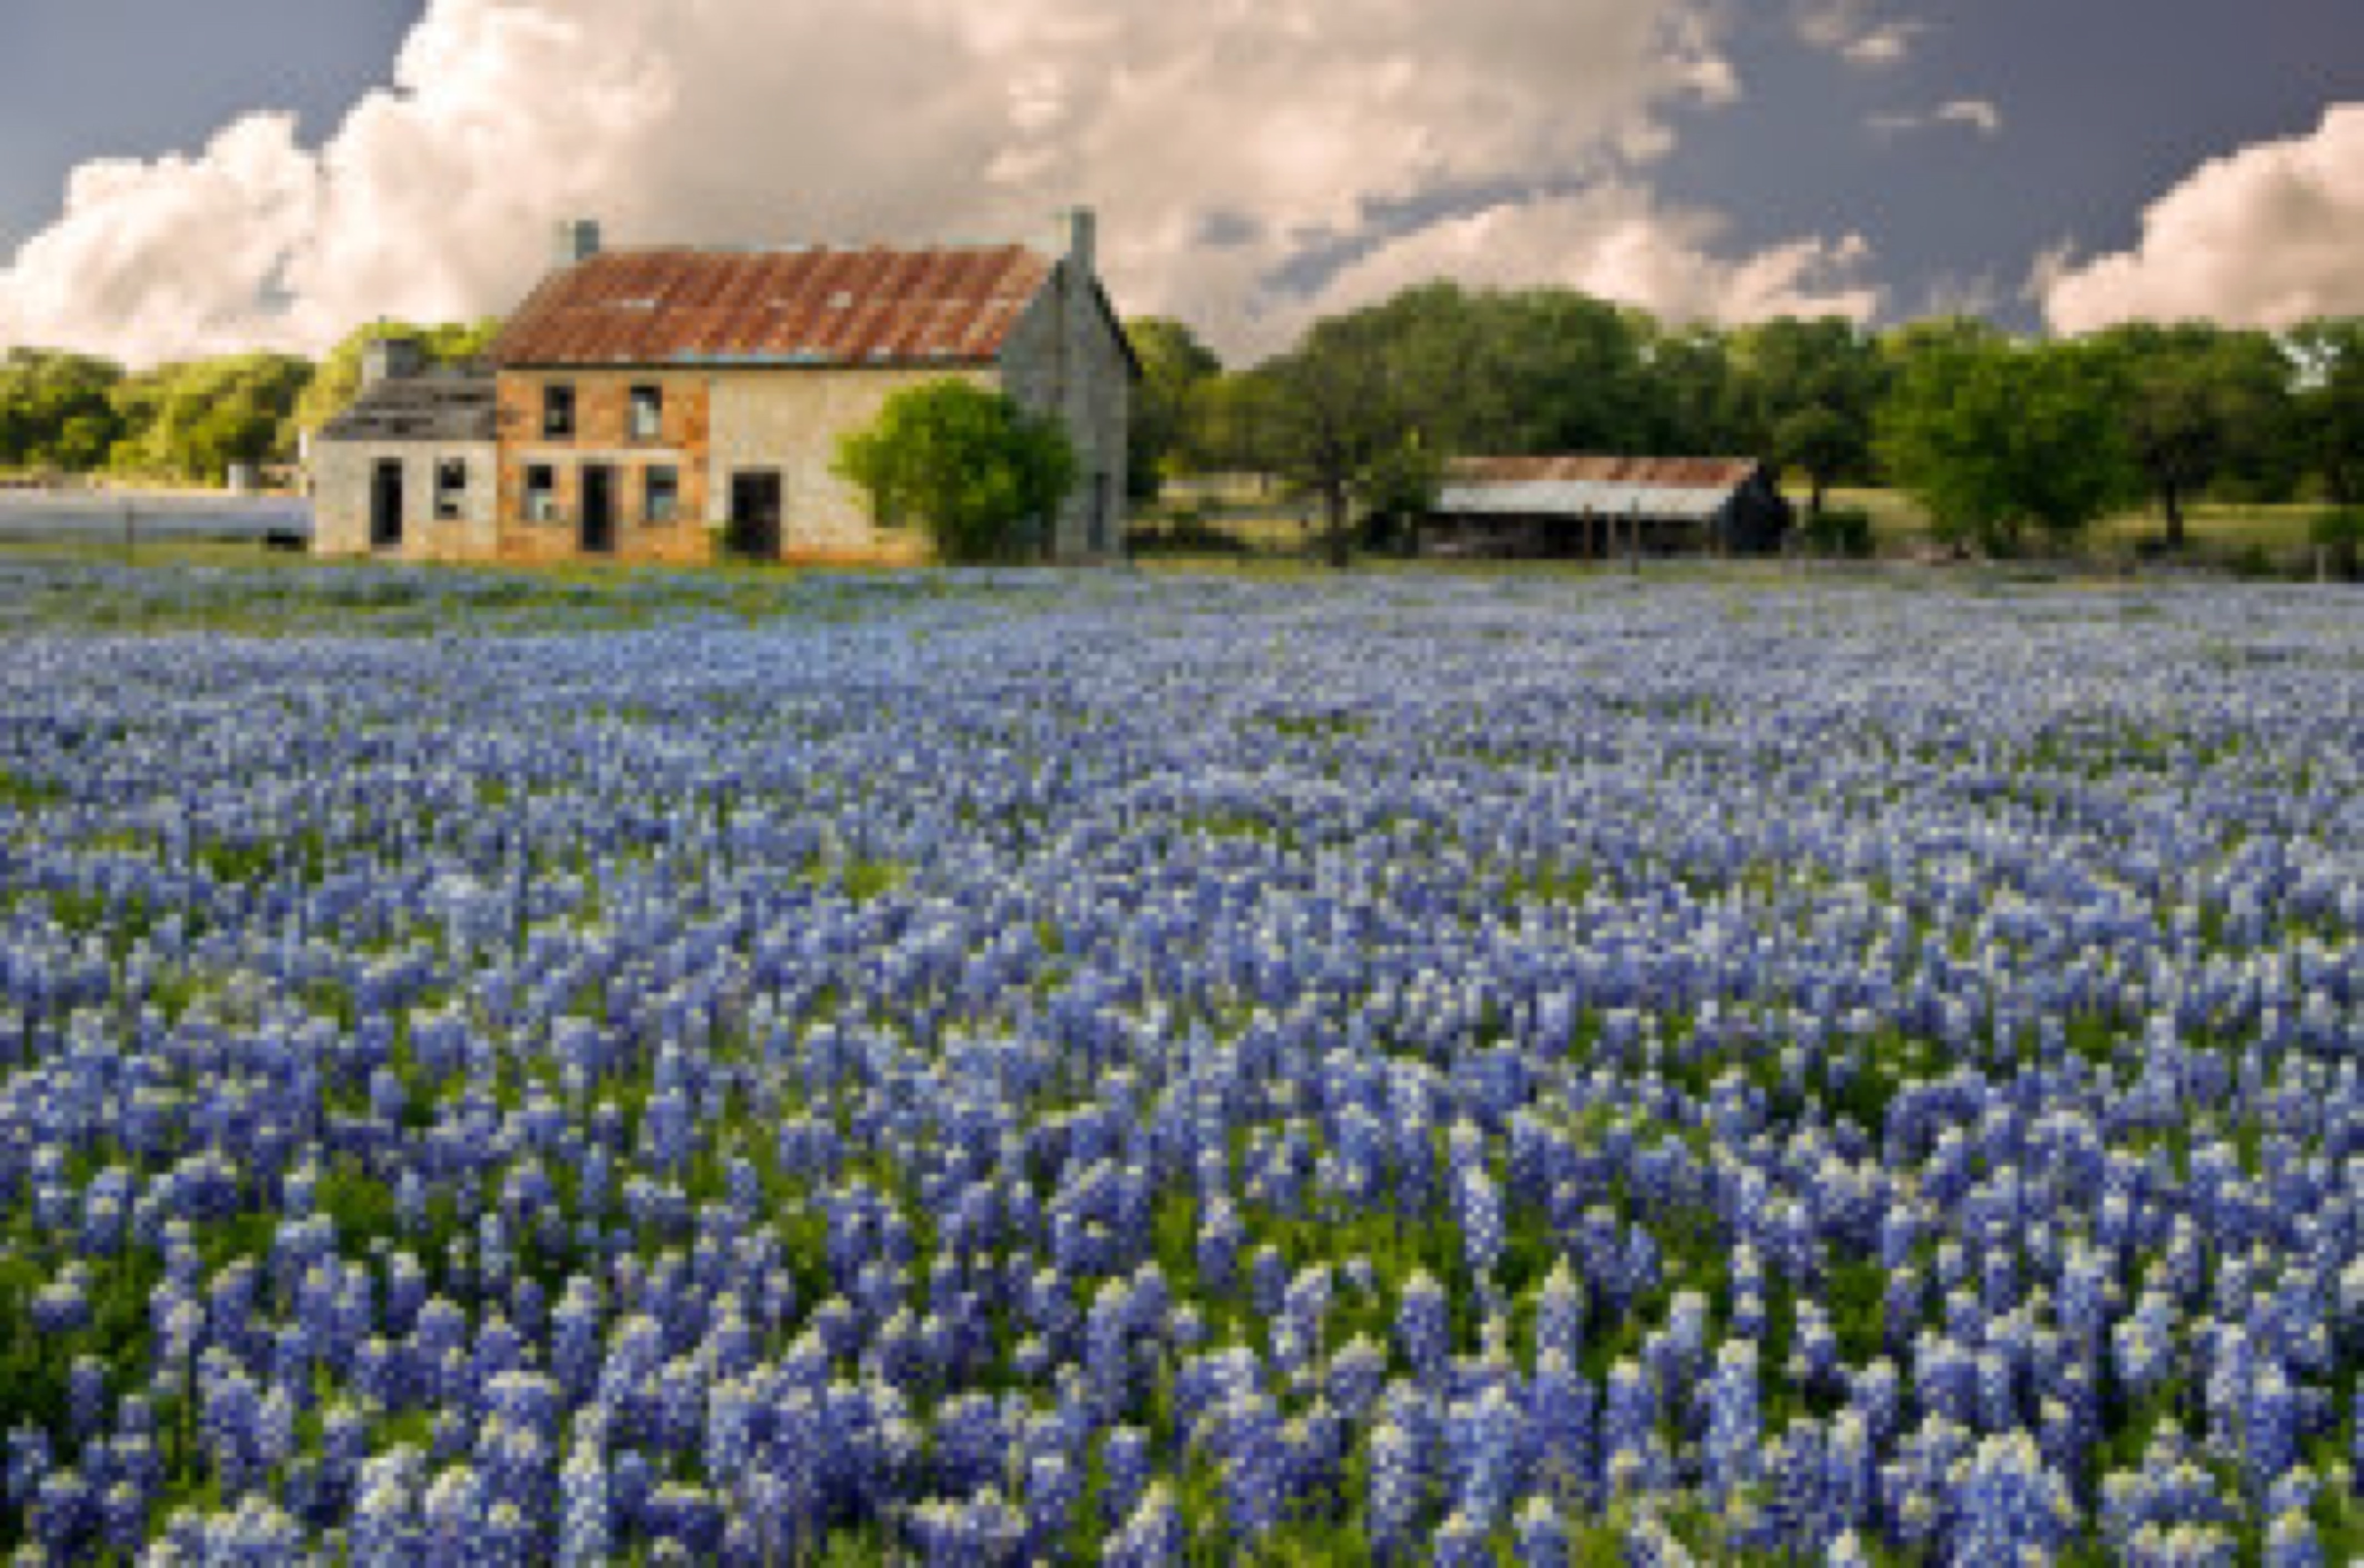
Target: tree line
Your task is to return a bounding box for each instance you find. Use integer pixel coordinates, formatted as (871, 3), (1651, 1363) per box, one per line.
(4, 285), (2358, 565)
(1129, 286), (2364, 561)
(0, 320), (498, 486)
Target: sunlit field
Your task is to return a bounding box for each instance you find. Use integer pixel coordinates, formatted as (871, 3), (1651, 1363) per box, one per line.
(3, 562), (2361, 1563)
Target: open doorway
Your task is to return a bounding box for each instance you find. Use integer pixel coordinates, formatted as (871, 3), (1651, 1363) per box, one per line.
(580, 464), (618, 555)
(727, 470), (784, 560)
(370, 460), (404, 551)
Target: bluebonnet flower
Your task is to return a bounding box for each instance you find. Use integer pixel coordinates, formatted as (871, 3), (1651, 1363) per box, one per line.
(1399, 1273), (1451, 1386)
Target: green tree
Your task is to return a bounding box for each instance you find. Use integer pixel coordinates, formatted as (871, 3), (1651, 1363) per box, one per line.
(1637, 324), (1745, 456)
(834, 380), (1076, 564)
(2288, 318), (2364, 506)
(1189, 371), (1283, 491)
(1875, 336), (2141, 554)
(1255, 311), (1436, 568)
(1314, 281), (1656, 458)
(2091, 323), (2288, 549)
(1124, 317), (1221, 499)
(1774, 405), (1860, 519)
(106, 353), (313, 483)
(0, 349), (125, 473)
(1731, 316), (1886, 512)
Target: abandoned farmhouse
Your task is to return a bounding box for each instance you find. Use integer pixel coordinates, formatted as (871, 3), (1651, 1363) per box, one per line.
(313, 211), (1133, 565)
(1419, 455), (1792, 559)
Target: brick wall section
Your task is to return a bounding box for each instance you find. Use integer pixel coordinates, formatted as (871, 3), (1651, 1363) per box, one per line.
(495, 371), (713, 564)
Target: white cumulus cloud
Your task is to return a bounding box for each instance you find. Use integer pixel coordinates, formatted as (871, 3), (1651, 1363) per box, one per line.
(2042, 104), (2364, 335)
(1300, 191), (1878, 329)
(1870, 98), (2002, 140)
(1796, 1), (1928, 68)
(0, 0), (1876, 364)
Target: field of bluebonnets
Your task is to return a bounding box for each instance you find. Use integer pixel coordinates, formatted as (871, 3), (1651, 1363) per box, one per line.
(2, 556), (2362, 1565)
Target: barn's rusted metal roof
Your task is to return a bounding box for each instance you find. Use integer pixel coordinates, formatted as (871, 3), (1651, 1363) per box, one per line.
(1450, 456), (1762, 488)
(491, 245), (1054, 369)
(1438, 455), (1766, 521)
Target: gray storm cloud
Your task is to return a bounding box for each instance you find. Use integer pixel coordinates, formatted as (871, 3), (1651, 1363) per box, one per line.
(0, 0), (1881, 365)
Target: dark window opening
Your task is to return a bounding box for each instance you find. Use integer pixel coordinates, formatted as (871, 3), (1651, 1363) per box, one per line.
(630, 385), (664, 443)
(434, 459), (467, 521)
(542, 385), (575, 439)
(645, 465), (680, 524)
(524, 464), (558, 522)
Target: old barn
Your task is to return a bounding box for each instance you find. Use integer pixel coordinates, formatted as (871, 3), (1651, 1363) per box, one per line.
(1420, 456), (1792, 560)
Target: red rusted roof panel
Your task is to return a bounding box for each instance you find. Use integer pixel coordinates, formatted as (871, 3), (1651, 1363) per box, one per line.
(492, 244), (1053, 368)
(1449, 455), (1764, 490)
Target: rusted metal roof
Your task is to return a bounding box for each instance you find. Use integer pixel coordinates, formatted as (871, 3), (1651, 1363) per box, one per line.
(1437, 456), (1769, 522)
(492, 245), (1055, 369)
(1449, 455), (1762, 489)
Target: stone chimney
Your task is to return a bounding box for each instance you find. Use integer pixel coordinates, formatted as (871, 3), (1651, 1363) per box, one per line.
(361, 335), (426, 388)
(553, 218), (603, 269)
(1063, 207), (1096, 281)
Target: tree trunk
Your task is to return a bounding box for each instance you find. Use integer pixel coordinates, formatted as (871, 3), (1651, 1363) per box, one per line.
(1810, 474), (1827, 519)
(2162, 481), (2186, 551)
(1322, 485), (1352, 569)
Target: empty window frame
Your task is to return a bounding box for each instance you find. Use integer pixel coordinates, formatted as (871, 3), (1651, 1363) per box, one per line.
(644, 465), (680, 524)
(524, 464), (558, 522)
(434, 459), (467, 520)
(629, 384), (664, 442)
(542, 384), (576, 439)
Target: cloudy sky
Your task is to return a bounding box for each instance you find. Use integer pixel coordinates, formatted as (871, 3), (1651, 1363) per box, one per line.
(0, 0), (2355, 365)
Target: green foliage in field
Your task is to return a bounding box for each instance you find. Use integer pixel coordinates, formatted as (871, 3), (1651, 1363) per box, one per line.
(835, 380), (1079, 564)
(1875, 335), (2145, 553)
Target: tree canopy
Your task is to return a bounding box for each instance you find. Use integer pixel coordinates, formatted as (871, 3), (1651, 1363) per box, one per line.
(0, 350), (125, 473)
(1249, 308), (1441, 567)
(2089, 322), (2291, 548)
(834, 380), (1078, 564)
(1876, 336), (2142, 553)
(107, 353), (314, 483)
(1124, 317), (1222, 500)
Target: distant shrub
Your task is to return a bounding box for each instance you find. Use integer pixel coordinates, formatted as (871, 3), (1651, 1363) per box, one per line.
(2310, 507), (2362, 580)
(1127, 509), (1253, 556)
(1799, 507), (1875, 558)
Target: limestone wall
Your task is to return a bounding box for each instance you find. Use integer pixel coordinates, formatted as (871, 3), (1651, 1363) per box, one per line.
(311, 441), (498, 561)
(704, 365), (994, 561)
(997, 264), (1132, 562)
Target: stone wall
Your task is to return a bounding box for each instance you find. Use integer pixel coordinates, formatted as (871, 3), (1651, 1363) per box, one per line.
(996, 258), (1131, 562)
(312, 441), (498, 560)
(495, 372), (713, 564)
(704, 365), (992, 562)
